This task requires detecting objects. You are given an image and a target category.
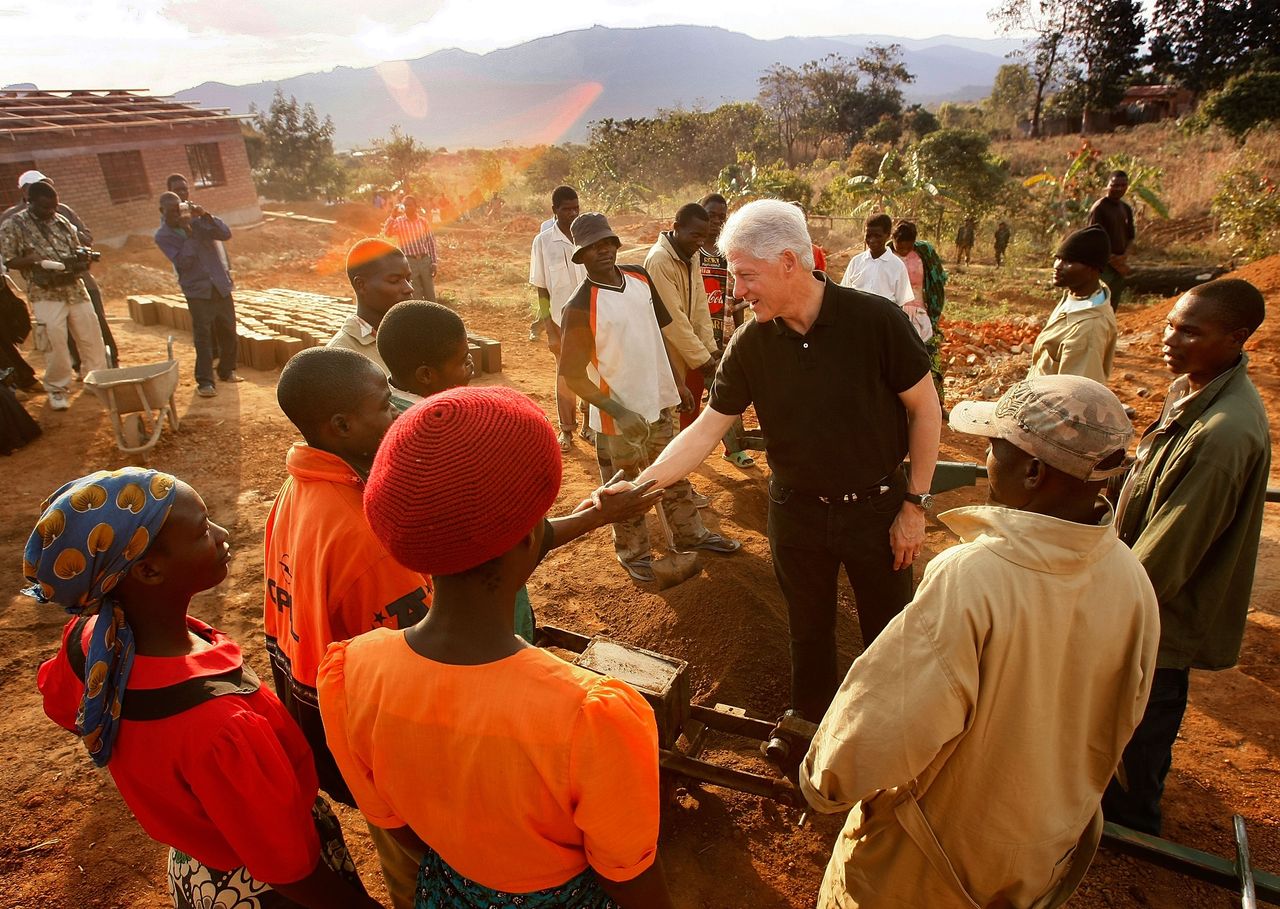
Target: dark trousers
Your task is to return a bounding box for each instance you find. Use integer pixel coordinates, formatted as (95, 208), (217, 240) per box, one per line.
(1102, 667), (1190, 835)
(1102, 264), (1126, 310)
(189, 288), (238, 386)
(767, 473), (914, 721)
(68, 273), (118, 370)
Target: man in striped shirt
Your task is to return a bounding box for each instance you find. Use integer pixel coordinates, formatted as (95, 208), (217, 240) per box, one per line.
(382, 196), (439, 303)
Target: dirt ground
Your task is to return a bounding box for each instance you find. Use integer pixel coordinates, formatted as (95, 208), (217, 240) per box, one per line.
(2, 211), (1278, 909)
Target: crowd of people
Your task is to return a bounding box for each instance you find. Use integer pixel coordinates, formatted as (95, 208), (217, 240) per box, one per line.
(12, 173), (1273, 909)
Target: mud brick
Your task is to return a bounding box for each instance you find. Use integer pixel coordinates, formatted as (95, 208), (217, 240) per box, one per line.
(134, 299), (160, 326)
(171, 302), (191, 333)
(468, 342), (482, 365)
(127, 297), (140, 322)
(576, 637), (690, 748)
(154, 299), (174, 327)
(246, 334), (277, 371)
(477, 338), (502, 373)
(274, 336), (304, 367)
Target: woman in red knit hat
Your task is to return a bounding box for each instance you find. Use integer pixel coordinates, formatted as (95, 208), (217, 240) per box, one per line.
(317, 386), (673, 909)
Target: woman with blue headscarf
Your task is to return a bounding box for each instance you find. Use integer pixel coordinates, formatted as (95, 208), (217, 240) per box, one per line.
(30, 468), (383, 909)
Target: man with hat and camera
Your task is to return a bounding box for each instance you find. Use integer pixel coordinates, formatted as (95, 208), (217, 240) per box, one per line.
(0, 181), (107, 411)
(1, 169), (117, 372)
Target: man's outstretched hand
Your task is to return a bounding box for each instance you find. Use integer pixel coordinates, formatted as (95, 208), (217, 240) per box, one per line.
(576, 472), (663, 524)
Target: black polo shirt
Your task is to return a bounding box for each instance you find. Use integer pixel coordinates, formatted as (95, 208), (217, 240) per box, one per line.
(709, 274), (930, 495)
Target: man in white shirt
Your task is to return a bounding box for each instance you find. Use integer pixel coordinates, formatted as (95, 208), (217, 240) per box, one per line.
(840, 213), (913, 307)
(530, 185), (590, 451)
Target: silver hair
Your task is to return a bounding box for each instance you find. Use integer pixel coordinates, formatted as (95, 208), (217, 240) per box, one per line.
(718, 199), (815, 270)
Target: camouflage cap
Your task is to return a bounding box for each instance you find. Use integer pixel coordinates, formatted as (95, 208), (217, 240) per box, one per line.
(950, 375), (1133, 481)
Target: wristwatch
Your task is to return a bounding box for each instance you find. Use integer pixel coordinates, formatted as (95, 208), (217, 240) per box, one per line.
(903, 492), (934, 510)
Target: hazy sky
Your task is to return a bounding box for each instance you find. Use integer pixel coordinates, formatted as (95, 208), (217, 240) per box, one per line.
(6, 0), (1015, 94)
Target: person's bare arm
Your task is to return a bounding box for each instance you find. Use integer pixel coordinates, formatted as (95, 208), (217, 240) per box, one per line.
(559, 305), (647, 438)
(549, 476), (663, 546)
(270, 856), (384, 908)
(597, 858), (675, 909)
(636, 405), (736, 490)
(889, 373), (941, 570)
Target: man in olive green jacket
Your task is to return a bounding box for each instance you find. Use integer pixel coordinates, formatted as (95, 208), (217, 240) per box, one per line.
(1103, 278), (1270, 835)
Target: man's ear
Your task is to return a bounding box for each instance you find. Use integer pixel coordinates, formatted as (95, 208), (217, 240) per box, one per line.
(413, 364), (436, 394)
(350, 274), (365, 295)
(1025, 457), (1048, 491)
(329, 412), (352, 437)
(1231, 327), (1251, 348)
(780, 248), (798, 274)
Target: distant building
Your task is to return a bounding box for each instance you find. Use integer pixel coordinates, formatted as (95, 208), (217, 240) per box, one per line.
(0, 89), (260, 247)
(1117, 85), (1196, 125)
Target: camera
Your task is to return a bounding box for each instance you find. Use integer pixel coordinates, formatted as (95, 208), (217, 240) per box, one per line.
(29, 246), (99, 288)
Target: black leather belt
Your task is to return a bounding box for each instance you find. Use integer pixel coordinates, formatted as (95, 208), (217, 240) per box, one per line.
(778, 467), (902, 505)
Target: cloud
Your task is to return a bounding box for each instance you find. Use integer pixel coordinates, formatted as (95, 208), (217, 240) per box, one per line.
(163, 0), (444, 38)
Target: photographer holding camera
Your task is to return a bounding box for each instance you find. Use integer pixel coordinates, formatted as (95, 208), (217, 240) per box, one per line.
(0, 181), (107, 411)
(1, 171), (119, 371)
(155, 190), (239, 397)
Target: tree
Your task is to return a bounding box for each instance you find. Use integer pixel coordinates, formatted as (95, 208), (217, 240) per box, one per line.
(1201, 70), (1280, 139)
(986, 63), (1037, 132)
(249, 90), (345, 201)
(913, 128), (1010, 216)
(758, 65), (807, 166)
(1148, 0), (1258, 92)
(799, 54), (862, 154)
(989, 0), (1072, 138)
(1066, 0), (1145, 132)
(373, 125), (433, 192)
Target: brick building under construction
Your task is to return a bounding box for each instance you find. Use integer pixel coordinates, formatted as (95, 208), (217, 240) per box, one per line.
(0, 89), (260, 246)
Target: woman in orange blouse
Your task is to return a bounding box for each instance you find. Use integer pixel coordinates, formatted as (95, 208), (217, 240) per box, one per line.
(318, 386), (673, 909)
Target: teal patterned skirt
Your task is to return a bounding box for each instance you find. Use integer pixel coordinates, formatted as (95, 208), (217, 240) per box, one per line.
(415, 843), (618, 909)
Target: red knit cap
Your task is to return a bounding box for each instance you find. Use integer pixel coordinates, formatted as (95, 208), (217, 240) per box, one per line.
(365, 386), (563, 576)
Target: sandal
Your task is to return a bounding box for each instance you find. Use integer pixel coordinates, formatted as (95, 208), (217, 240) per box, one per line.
(723, 450), (755, 468)
(557, 430), (573, 453)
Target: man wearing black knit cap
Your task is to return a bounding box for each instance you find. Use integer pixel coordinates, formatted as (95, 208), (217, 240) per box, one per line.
(1028, 225), (1117, 385)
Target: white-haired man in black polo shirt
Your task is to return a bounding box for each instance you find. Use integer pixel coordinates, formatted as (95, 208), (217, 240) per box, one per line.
(638, 199), (941, 721)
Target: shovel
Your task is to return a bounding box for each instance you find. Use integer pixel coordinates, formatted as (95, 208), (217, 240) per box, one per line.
(625, 429), (703, 589)
(650, 503), (704, 589)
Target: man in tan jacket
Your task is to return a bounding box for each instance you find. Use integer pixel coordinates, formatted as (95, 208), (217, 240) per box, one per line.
(645, 203), (718, 430)
(802, 374), (1160, 908)
(1028, 226), (1117, 384)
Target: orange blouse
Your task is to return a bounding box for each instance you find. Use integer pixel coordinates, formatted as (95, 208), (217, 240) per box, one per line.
(317, 630), (660, 892)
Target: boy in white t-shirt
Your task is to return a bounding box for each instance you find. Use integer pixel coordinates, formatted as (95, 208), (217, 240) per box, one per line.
(840, 213), (913, 308)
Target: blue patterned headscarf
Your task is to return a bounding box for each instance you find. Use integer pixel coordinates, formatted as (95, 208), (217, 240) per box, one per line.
(23, 468), (178, 766)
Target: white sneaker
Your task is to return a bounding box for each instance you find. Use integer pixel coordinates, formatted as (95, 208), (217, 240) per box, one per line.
(49, 391), (70, 411)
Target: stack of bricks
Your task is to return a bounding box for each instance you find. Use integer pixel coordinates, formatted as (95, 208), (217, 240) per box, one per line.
(126, 288), (503, 374)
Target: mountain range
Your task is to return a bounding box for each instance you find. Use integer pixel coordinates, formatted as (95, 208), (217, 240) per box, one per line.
(175, 25), (1021, 150)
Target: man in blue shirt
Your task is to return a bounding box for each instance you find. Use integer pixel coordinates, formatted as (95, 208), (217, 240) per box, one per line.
(154, 191), (240, 397)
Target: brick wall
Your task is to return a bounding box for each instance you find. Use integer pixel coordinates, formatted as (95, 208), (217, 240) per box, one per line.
(0, 122), (261, 247)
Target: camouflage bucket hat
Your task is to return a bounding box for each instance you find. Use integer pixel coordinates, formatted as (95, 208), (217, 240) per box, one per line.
(949, 375), (1133, 481)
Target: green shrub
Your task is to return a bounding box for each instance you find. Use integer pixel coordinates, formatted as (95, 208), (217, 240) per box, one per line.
(1212, 160), (1280, 259)
(1202, 72), (1280, 140)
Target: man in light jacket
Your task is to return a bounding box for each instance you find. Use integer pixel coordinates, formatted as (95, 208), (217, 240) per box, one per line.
(645, 203), (717, 431)
(802, 375), (1160, 908)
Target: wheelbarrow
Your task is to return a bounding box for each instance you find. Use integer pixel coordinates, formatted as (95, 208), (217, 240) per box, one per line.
(83, 337), (180, 455)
